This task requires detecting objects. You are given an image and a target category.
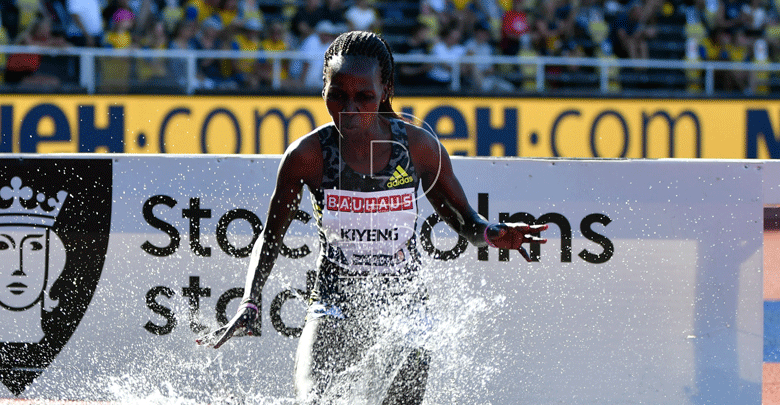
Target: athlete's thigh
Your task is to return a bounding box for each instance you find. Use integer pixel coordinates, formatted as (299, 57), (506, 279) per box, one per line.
(381, 348), (431, 405)
(294, 316), (368, 404)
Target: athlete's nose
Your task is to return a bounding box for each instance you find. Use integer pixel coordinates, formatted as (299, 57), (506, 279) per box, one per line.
(343, 98), (359, 113)
(12, 268), (24, 276)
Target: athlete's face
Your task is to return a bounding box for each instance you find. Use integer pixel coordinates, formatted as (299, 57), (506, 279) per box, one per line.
(323, 55), (387, 138)
(0, 227), (48, 310)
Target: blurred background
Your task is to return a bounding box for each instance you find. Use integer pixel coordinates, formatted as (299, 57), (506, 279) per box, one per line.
(0, 0), (776, 96)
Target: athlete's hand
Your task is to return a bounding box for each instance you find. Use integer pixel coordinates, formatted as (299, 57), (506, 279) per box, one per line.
(196, 302), (259, 349)
(485, 222), (548, 262)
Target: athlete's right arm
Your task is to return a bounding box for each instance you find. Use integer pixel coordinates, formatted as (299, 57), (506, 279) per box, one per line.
(197, 134), (322, 348)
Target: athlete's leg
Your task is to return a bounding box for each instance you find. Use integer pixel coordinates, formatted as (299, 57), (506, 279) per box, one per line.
(294, 315), (372, 404)
(294, 316), (339, 404)
(381, 347), (431, 405)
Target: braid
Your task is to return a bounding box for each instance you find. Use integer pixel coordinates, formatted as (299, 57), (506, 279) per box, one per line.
(323, 31), (398, 116)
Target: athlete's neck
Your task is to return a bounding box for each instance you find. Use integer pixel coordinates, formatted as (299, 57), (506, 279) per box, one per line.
(340, 120), (391, 174)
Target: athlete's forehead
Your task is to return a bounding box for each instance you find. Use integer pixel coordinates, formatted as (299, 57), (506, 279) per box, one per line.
(325, 55), (381, 82)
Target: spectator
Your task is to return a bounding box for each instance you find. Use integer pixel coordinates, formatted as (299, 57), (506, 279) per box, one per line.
(345, 0), (381, 32)
(101, 8), (135, 91)
(419, 0), (444, 38)
(500, 0), (531, 55)
(168, 18), (200, 88)
(39, 0), (69, 35)
(717, 0), (750, 33)
(102, 0), (133, 28)
(0, 0), (21, 41)
(170, 18), (200, 52)
(474, 0), (503, 22)
(66, 0), (103, 46)
(218, 0), (240, 28)
(764, 6), (780, 60)
(5, 15), (70, 87)
(103, 8), (134, 49)
(427, 24), (467, 87)
(609, 1), (657, 59)
(319, 0), (347, 26)
(290, 0), (325, 43)
(743, 0), (769, 41)
(573, 0), (604, 53)
(182, 0), (221, 24)
(291, 19), (339, 90)
(699, 26), (750, 90)
(680, 0), (707, 26)
(465, 0), (501, 29)
(197, 15), (239, 89)
(464, 21), (515, 91)
(137, 19), (169, 84)
(394, 22), (435, 87)
(259, 19), (291, 85)
(534, 0), (577, 56)
(425, 0), (459, 28)
(450, 0), (481, 37)
(231, 17), (264, 89)
(239, 0), (264, 25)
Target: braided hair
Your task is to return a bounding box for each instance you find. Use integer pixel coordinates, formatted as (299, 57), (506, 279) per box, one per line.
(323, 31), (398, 117)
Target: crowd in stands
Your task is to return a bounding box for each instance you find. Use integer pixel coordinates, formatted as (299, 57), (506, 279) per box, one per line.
(0, 0), (777, 93)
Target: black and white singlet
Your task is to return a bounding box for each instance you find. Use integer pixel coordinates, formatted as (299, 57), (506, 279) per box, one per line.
(295, 119), (432, 405)
(309, 118), (422, 306)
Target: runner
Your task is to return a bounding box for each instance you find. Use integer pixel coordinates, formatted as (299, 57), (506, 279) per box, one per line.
(197, 30), (547, 404)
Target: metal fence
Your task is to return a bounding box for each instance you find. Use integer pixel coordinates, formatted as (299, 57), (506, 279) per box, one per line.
(0, 44), (776, 96)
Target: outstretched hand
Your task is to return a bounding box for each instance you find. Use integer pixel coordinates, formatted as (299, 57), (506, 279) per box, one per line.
(485, 222), (548, 262)
(196, 302), (259, 349)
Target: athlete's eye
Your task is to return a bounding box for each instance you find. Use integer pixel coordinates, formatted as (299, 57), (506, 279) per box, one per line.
(327, 90), (345, 101)
(0, 241), (8, 250)
(29, 241), (43, 251)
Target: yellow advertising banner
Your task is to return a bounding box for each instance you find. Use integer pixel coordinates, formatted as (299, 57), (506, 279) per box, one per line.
(1, 95), (779, 158)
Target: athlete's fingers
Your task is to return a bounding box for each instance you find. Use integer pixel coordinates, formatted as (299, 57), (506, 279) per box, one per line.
(524, 235), (547, 244)
(518, 246), (531, 262)
(516, 223), (547, 234)
(212, 323), (240, 349)
(196, 325), (227, 347)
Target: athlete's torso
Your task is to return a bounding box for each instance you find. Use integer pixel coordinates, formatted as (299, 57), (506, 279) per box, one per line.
(310, 118), (421, 280)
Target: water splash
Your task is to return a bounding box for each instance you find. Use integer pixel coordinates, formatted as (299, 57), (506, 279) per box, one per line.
(86, 258), (505, 405)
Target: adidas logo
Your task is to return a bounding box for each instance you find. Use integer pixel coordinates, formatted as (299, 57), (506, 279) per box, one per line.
(387, 165), (413, 188)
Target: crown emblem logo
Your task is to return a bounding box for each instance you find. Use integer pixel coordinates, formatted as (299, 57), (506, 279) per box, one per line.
(0, 176), (68, 227)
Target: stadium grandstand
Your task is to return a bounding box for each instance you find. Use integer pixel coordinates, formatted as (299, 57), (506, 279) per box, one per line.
(0, 0), (775, 96)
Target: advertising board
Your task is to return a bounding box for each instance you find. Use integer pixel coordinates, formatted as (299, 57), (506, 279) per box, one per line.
(0, 156), (764, 404)
(2, 96), (780, 158)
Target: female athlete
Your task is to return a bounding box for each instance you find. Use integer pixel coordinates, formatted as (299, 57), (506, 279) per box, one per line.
(198, 31), (547, 405)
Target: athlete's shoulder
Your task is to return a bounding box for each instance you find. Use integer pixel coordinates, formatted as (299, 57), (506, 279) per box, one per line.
(396, 117), (449, 177)
(285, 123), (334, 157)
(400, 119), (441, 156)
(279, 125), (329, 186)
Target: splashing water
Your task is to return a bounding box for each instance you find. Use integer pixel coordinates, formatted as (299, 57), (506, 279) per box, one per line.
(86, 258), (506, 405)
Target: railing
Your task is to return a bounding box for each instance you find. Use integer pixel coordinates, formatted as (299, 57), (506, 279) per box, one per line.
(0, 44), (776, 96)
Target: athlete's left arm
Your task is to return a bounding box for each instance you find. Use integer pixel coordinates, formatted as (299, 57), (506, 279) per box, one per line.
(408, 126), (547, 261)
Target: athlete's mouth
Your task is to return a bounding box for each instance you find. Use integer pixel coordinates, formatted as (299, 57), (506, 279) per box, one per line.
(340, 116), (362, 129)
(340, 121), (359, 130)
(7, 282), (27, 295)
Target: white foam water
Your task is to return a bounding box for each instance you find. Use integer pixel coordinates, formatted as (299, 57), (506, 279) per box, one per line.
(95, 259), (506, 405)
